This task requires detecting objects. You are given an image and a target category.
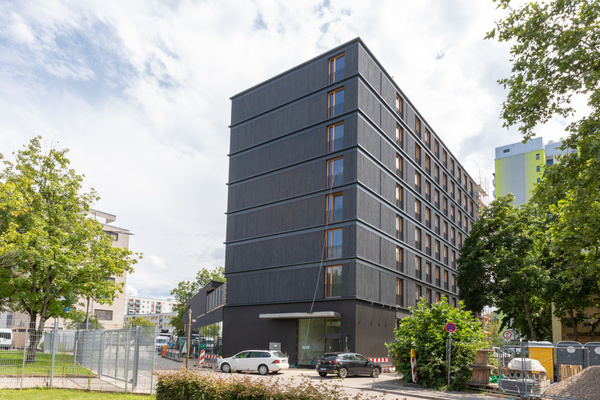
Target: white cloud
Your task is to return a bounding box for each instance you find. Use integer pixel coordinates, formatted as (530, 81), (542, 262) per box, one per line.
(0, 0), (576, 298)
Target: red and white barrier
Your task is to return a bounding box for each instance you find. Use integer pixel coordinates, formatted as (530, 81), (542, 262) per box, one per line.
(199, 350), (205, 366)
(368, 357), (389, 363)
(410, 349), (417, 382)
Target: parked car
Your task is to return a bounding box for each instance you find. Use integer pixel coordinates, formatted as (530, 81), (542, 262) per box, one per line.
(0, 329), (13, 350)
(315, 352), (381, 378)
(218, 350), (289, 375)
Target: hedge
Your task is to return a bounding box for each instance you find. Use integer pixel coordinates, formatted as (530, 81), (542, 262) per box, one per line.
(154, 369), (376, 400)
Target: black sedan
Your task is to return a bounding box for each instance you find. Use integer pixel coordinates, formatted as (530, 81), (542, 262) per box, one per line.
(315, 352), (381, 378)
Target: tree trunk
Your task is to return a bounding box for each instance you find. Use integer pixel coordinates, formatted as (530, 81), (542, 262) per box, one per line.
(523, 290), (537, 341)
(26, 316), (46, 363)
(590, 317), (600, 341)
(570, 310), (578, 341)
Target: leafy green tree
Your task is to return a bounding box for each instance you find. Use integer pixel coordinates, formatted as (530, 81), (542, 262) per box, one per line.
(0, 137), (140, 361)
(488, 0), (600, 341)
(532, 144), (600, 340)
(170, 266), (225, 336)
(457, 195), (552, 341)
(487, 0), (600, 145)
(125, 316), (156, 327)
(387, 298), (485, 390)
(63, 309), (102, 330)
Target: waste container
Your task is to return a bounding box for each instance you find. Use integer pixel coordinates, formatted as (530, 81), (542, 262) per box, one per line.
(556, 341), (584, 381)
(528, 341), (554, 382)
(584, 342), (600, 367)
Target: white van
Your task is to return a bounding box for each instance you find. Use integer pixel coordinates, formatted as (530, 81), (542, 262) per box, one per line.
(155, 336), (168, 353)
(0, 329), (13, 350)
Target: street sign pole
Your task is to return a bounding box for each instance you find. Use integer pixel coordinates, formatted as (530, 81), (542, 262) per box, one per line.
(447, 331), (452, 386)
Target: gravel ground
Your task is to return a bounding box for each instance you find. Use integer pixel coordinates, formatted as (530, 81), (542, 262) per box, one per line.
(543, 366), (600, 400)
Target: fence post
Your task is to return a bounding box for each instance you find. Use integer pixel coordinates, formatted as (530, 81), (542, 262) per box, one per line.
(131, 326), (141, 391)
(98, 331), (105, 376)
(150, 325), (158, 396)
(124, 326), (131, 393)
(20, 328), (29, 390)
(49, 318), (58, 388)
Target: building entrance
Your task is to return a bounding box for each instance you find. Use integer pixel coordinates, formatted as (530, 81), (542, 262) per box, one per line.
(297, 318), (340, 366)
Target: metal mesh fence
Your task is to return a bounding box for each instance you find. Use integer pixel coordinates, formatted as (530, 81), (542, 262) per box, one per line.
(0, 325), (158, 394)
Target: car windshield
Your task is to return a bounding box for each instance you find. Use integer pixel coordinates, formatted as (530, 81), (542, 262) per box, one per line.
(322, 354), (339, 361)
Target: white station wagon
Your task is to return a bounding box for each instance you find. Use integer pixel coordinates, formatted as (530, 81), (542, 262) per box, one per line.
(218, 350), (289, 375)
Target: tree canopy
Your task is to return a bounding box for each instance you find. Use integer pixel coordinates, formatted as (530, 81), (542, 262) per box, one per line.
(0, 137), (140, 358)
(457, 195), (552, 341)
(170, 266), (225, 336)
(486, 0), (600, 341)
(387, 298), (485, 390)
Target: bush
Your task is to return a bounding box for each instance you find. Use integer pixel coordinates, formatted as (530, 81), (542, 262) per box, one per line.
(387, 298), (485, 390)
(154, 370), (377, 400)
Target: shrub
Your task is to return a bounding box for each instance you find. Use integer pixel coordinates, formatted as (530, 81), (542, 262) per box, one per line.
(387, 297), (485, 390)
(154, 369), (378, 400)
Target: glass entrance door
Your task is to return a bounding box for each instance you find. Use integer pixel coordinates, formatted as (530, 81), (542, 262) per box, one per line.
(297, 318), (341, 366)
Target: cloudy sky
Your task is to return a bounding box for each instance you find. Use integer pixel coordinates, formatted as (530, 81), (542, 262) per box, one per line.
(0, 0), (571, 299)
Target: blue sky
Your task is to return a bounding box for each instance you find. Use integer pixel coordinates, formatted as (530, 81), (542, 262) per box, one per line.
(0, 0), (571, 299)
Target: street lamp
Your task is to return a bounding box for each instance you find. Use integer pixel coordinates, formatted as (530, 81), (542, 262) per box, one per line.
(186, 305), (191, 370)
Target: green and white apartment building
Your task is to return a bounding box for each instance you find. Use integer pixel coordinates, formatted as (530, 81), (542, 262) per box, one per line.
(494, 137), (574, 204)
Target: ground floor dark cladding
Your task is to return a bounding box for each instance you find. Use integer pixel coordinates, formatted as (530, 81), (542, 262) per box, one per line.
(222, 300), (410, 366)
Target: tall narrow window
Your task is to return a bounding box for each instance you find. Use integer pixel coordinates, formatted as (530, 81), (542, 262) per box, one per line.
(443, 174), (448, 190)
(435, 215), (440, 234)
(396, 215), (403, 240)
(435, 165), (440, 182)
(415, 116), (421, 134)
(415, 171), (421, 191)
(451, 205), (455, 221)
(426, 288), (432, 304)
(426, 181), (431, 200)
(328, 88), (344, 117)
(436, 291), (441, 302)
(434, 140), (440, 158)
(396, 154), (403, 177)
(416, 285), (422, 302)
(435, 189), (440, 208)
(415, 199), (421, 218)
(444, 270), (449, 290)
(451, 182), (455, 198)
(443, 149), (448, 166)
(396, 184), (403, 209)
(426, 262), (432, 283)
(426, 207), (431, 227)
(326, 192), (343, 222)
(396, 124), (403, 147)
(327, 122), (344, 152)
(444, 246), (449, 264)
(435, 265), (441, 286)
(415, 256), (422, 279)
(451, 273), (456, 292)
(327, 157), (343, 187)
(396, 278), (404, 306)
(450, 159), (455, 174)
(396, 94), (403, 115)
(425, 155), (431, 174)
(435, 240), (440, 259)
(415, 227), (421, 249)
(415, 144), (421, 163)
(326, 229), (342, 258)
(325, 265), (342, 297)
(426, 234), (431, 255)
(396, 246), (403, 271)
(329, 54), (345, 83)
(425, 129), (431, 145)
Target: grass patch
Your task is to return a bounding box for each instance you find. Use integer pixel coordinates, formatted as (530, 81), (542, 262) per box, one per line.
(0, 351), (94, 377)
(0, 388), (154, 400)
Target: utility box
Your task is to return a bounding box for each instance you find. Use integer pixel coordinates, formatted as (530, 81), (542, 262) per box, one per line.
(584, 342), (600, 367)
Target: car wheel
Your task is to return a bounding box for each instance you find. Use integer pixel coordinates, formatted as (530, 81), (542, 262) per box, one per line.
(371, 367), (380, 378)
(258, 364), (269, 375)
(221, 363), (231, 373)
(318, 372), (327, 377)
(337, 367), (348, 379)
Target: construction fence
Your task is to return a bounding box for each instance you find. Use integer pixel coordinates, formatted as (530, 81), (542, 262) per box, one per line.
(482, 341), (600, 399)
(0, 324), (158, 394)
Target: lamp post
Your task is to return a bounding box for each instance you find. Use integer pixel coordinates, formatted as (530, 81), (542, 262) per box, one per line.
(185, 305), (191, 370)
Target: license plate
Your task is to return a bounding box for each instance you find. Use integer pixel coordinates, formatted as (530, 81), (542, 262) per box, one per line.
(318, 368), (326, 371)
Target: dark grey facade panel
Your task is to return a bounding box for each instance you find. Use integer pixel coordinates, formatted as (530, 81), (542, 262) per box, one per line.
(225, 229), (327, 273)
(357, 81), (382, 127)
(355, 262), (381, 301)
(225, 265), (326, 305)
(356, 224), (382, 265)
(230, 80), (360, 154)
(356, 188), (383, 231)
(356, 151), (382, 196)
(229, 115), (359, 183)
(230, 93), (326, 154)
(231, 43), (359, 126)
(355, 302), (396, 357)
(226, 194), (325, 242)
(356, 115), (383, 161)
(358, 45), (384, 98)
(227, 159), (325, 212)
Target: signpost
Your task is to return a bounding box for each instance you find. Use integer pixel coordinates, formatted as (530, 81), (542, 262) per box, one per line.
(502, 330), (514, 341)
(410, 349), (417, 382)
(445, 323), (456, 386)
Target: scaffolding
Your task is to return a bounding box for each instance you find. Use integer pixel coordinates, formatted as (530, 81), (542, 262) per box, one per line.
(474, 170), (489, 213)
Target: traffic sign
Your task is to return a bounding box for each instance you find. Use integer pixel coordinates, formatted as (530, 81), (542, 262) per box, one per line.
(445, 322), (456, 333)
(502, 330), (514, 340)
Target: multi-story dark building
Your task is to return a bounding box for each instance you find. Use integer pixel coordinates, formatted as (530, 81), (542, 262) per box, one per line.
(223, 38), (481, 366)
